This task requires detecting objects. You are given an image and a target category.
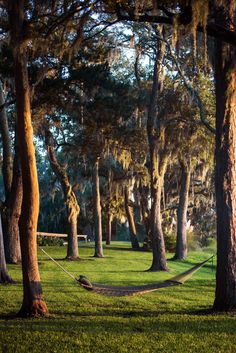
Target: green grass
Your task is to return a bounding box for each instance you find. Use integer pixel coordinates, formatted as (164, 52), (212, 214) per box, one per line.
(0, 242), (235, 353)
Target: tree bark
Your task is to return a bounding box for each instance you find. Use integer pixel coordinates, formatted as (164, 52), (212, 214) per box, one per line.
(213, 1), (236, 311)
(45, 129), (80, 260)
(0, 214), (14, 284)
(0, 81), (13, 199)
(174, 160), (191, 260)
(0, 83), (22, 263)
(124, 186), (139, 249)
(147, 36), (168, 271)
(92, 157), (104, 257)
(8, 0), (48, 317)
(149, 157), (168, 271)
(4, 150), (22, 264)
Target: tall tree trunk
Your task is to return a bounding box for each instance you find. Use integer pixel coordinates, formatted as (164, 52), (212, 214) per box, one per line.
(147, 36), (168, 271)
(0, 84), (22, 263)
(0, 82), (13, 199)
(45, 128), (80, 260)
(213, 1), (236, 311)
(8, 1), (48, 316)
(124, 186), (139, 249)
(149, 157), (168, 271)
(106, 212), (112, 245)
(4, 150), (22, 264)
(174, 160), (191, 260)
(92, 157), (104, 257)
(0, 214), (14, 284)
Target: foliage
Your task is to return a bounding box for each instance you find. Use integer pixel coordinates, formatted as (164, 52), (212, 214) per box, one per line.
(37, 235), (64, 247)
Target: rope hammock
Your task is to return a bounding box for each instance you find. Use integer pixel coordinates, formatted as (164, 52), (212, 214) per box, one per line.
(40, 248), (214, 297)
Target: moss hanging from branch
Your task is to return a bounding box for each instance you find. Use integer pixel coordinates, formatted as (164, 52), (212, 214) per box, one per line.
(191, 0), (209, 65)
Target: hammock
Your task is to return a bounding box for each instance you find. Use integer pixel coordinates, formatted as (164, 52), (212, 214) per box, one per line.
(40, 248), (214, 297)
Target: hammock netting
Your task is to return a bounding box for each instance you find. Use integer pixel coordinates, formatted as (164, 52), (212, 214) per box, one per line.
(76, 256), (214, 296)
(40, 248), (213, 297)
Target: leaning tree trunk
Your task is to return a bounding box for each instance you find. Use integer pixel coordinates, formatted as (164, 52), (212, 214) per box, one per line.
(4, 150), (22, 264)
(124, 186), (139, 249)
(213, 2), (236, 311)
(0, 214), (14, 284)
(45, 128), (80, 260)
(147, 36), (168, 271)
(174, 160), (191, 260)
(8, 1), (48, 316)
(92, 157), (104, 258)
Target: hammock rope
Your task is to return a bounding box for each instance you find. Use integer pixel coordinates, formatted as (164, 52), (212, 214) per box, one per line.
(39, 248), (214, 297)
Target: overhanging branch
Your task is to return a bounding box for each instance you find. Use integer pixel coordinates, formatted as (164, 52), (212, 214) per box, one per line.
(116, 11), (236, 47)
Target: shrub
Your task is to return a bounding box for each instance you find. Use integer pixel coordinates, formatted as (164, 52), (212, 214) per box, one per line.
(37, 235), (64, 246)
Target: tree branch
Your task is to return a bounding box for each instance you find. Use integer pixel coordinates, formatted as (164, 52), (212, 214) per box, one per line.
(116, 11), (236, 47)
(159, 34), (216, 134)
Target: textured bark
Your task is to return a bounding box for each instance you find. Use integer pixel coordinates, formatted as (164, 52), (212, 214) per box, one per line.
(147, 36), (168, 271)
(174, 160), (191, 260)
(149, 158), (168, 271)
(0, 214), (14, 284)
(45, 129), (80, 260)
(92, 158), (104, 257)
(213, 1), (236, 311)
(0, 83), (22, 263)
(8, 0), (48, 316)
(4, 151), (22, 264)
(124, 186), (139, 249)
(0, 82), (13, 199)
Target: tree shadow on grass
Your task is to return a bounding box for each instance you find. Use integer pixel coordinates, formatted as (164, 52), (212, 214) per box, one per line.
(0, 307), (235, 335)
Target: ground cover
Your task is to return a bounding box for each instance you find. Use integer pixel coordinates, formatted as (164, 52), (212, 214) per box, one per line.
(0, 242), (235, 353)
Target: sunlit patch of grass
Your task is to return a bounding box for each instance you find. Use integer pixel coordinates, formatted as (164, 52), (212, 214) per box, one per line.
(0, 242), (235, 353)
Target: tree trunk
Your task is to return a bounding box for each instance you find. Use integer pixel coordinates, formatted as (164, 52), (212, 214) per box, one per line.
(106, 212), (112, 245)
(0, 81), (13, 199)
(4, 150), (22, 264)
(92, 157), (104, 257)
(213, 1), (236, 311)
(147, 36), (168, 271)
(0, 83), (22, 264)
(45, 129), (80, 260)
(124, 186), (139, 249)
(66, 213), (79, 260)
(0, 214), (14, 284)
(149, 157), (168, 271)
(8, 1), (48, 317)
(174, 160), (191, 260)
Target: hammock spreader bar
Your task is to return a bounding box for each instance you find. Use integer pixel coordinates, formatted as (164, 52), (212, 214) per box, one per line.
(39, 248), (214, 297)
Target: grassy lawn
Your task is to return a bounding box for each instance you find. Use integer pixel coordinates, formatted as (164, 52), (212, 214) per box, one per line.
(0, 242), (235, 353)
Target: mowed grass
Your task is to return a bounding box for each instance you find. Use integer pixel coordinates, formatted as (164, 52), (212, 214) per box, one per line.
(0, 242), (235, 353)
